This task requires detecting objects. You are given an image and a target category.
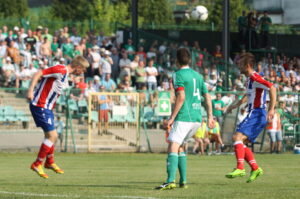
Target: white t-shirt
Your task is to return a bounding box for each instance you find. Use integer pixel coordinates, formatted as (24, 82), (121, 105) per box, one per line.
(91, 52), (101, 69)
(119, 58), (131, 75)
(145, 66), (158, 83)
(100, 58), (111, 74)
(2, 63), (14, 71)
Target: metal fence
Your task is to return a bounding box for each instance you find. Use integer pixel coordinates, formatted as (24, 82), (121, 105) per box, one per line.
(0, 87), (299, 153)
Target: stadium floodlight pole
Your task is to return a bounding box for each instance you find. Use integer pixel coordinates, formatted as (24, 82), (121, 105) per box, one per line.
(132, 0), (138, 49)
(222, 0), (230, 90)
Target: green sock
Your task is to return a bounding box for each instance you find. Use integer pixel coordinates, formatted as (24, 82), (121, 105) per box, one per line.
(166, 152), (178, 183)
(178, 152), (187, 184)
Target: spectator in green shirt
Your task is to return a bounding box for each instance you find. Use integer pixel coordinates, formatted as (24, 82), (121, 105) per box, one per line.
(212, 93), (226, 127)
(237, 11), (247, 47)
(135, 60), (147, 90)
(124, 38), (135, 61)
(61, 38), (74, 62)
(259, 11), (272, 48)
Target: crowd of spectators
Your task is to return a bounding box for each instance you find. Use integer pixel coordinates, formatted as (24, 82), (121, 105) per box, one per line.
(0, 25), (299, 121)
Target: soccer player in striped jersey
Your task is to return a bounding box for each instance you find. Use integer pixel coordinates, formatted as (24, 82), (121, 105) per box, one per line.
(155, 48), (214, 190)
(225, 53), (276, 183)
(27, 55), (89, 178)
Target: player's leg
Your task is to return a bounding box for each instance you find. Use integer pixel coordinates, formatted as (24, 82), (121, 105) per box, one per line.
(268, 130), (276, 153)
(244, 144), (263, 183)
(225, 132), (247, 178)
(192, 138), (199, 154)
(104, 110), (109, 133)
(276, 131), (283, 153)
(198, 138), (204, 154)
(178, 145), (188, 188)
(155, 141), (179, 190)
(44, 130), (64, 174)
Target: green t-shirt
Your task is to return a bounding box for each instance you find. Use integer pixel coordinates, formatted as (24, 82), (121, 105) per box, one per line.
(51, 43), (59, 53)
(260, 16), (272, 32)
(135, 67), (146, 83)
(173, 67), (208, 122)
(62, 43), (74, 58)
(212, 99), (225, 117)
(125, 44), (135, 60)
(238, 16), (247, 28)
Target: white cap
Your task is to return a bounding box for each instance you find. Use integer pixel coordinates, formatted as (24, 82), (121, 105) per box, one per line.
(14, 26), (19, 31)
(94, 75), (100, 81)
(60, 57), (65, 62)
(32, 55), (37, 59)
(6, 57), (11, 61)
(92, 45), (100, 50)
(39, 60), (43, 64)
(37, 25), (43, 30)
(104, 50), (111, 55)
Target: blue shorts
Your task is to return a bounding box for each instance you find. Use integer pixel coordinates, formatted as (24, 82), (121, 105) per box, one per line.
(236, 108), (267, 143)
(30, 104), (55, 132)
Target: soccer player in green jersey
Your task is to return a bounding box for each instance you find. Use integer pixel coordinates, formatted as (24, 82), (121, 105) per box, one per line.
(155, 48), (214, 190)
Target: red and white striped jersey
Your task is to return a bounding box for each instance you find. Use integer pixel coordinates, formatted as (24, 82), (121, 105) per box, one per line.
(31, 65), (68, 110)
(246, 71), (273, 111)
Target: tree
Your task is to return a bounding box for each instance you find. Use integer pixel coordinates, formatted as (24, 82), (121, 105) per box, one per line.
(209, 0), (249, 31)
(52, 0), (97, 21)
(0, 0), (28, 18)
(138, 0), (174, 26)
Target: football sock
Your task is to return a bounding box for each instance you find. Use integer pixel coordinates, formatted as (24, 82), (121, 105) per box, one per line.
(34, 139), (53, 166)
(178, 152), (187, 184)
(166, 152), (178, 183)
(234, 141), (245, 170)
(244, 146), (259, 171)
(46, 145), (55, 165)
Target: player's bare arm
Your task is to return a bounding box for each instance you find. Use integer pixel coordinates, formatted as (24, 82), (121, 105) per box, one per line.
(204, 93), (214, 129)
(227, 94), (247, 113)
(167, 90), (185, 127)
(267, 86), (277, 122)
(27, 70), (43, 101)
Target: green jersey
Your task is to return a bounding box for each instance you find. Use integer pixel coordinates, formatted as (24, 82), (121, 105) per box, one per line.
(173, 67), (208, 122)
(212, 99), (225, 117)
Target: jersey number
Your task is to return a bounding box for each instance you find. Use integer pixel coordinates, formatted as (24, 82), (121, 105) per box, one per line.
(193, 78), (201, 100)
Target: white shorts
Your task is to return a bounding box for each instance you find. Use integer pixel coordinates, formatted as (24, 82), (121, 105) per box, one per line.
(168, 121), (201, 145)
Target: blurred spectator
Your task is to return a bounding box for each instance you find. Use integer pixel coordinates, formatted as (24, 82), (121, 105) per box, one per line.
(24, 29), (36, 52)
(7, 40), (21, 66)
(259, 11), (272, 48)
(135, 60), (147, 90)
(110, 47), (120, 81)
(145, 58), (158, 91)
(100, 50), (113, 79)
(266, 110), (282, 153)
(92, 75), (101, 91)
(2, 57), (15, 87)
(90, 45), (101, 76)
(119, 52), (131, 81)
(237, 11), (247, 47)
(136, 46), (147, 62)
(124, 38), (135, 61)
(212, 93), (226, 126)
(101, 73), (116, 91)
(130, 55), (139, 85)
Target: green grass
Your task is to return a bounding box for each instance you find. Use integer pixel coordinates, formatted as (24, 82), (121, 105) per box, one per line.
(0, 153), (299, 199)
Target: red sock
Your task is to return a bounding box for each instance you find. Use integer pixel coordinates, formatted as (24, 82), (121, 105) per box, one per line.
(234, 141), (245, 170)
(33, 139), (53, 166)
(244, 146), (259, 171)
(46, 145), (55, 165)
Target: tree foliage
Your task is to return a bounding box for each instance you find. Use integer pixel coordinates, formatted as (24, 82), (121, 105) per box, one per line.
(138, 0), (174, 25)
(52, 0), (97, 21)
(0, 0), (29, 18)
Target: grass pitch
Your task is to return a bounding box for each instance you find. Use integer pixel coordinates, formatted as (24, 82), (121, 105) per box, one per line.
(0, 153), (299, 199)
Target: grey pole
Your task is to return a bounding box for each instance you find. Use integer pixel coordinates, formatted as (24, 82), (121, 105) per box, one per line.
(132, 0), (138, 49)
(222, 0), (230, 90)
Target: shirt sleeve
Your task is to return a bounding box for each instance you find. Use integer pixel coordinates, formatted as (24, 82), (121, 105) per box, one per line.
(173, 72), (184, 91)
(42, 65), (67, 78)
(250, 73), (273, 90)
(199, 77), (208, 95)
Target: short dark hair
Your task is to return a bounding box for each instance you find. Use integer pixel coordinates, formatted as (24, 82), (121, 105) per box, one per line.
(238, 52), (255, 68)
(176, 48), (190, 66)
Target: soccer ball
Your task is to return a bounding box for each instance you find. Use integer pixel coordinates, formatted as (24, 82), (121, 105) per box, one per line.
(191, 5), (208, 21)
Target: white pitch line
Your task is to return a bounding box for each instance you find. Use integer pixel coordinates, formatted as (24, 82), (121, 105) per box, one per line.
(103, 196), (161, 199)
(0, 190), (80, 198)
(0, 190), (169, 199)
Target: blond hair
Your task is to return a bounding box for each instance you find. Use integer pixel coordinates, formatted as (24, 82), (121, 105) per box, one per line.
(71, 55), (89, 71)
